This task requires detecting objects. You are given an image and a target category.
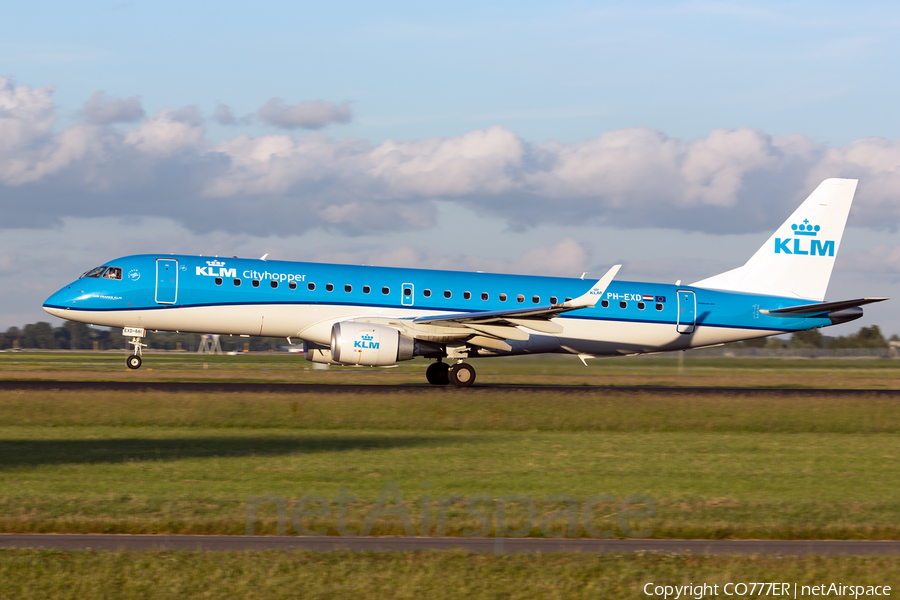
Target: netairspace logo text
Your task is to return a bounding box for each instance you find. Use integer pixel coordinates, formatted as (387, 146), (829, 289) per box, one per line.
(643, 582), (891, 599)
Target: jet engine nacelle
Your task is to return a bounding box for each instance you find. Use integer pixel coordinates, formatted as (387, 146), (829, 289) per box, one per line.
(331, 322), (415, 366)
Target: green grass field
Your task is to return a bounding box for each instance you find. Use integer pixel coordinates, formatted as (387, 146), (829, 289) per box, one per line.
(1, 551), (897, 600)
(1, 389), (898, 539)
(2, 354), (899, 596)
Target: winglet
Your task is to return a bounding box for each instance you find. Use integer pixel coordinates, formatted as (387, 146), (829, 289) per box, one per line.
(566, 265), (621, 309)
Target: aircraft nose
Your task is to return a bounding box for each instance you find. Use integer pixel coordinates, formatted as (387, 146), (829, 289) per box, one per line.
(43, 284), (78, 317)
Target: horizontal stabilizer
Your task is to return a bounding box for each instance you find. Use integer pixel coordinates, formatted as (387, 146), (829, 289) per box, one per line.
(760, 297), (888, 317)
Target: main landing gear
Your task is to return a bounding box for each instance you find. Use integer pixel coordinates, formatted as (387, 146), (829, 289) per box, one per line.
(126, 336), (146, 370)
(426, 360), (476, 388)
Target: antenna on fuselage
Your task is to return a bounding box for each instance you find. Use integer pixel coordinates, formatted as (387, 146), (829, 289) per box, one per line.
(581, 272), (588, 280)
(260, 253), (269, 261)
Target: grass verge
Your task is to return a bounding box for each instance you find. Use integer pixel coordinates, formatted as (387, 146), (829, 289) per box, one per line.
(1, 550), (898, 600)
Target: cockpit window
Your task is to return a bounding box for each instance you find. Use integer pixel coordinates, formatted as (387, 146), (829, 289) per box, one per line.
(81, 266), (107, 279)
(102, 267), (122, 280)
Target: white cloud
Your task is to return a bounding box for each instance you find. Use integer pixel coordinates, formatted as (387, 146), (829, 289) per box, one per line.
(214, 103), (253, 126)
(3, 77), (900, 239)
(307, 237), (590, 277)
(0, 75), (55, 154)
(841, 243), (900, 274)
(79, 91), (144, 125)
(257, 98), (352, 130)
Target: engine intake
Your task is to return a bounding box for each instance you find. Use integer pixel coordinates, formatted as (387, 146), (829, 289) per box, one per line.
(331, 322), (415, 366)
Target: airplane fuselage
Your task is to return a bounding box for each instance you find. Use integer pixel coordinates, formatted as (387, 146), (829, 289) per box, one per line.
(43, 254), (838, 358)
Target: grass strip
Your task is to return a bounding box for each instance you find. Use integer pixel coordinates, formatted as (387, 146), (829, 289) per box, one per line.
(1, 428), (897, 539)
(1, 550), (898, 600)
(2, 389), (900, 432)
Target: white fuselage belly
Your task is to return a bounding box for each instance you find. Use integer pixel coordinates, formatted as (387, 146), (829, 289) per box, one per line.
(45, 304), (779, 357)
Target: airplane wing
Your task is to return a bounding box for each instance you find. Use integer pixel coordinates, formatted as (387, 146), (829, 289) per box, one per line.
(411, 265), (621, 335)
(760, 297), (888, 317)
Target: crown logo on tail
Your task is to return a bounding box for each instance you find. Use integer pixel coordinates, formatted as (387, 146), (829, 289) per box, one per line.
(791, 219), (820, 237)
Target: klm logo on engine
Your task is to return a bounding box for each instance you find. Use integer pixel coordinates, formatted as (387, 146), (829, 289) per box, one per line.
(354, 333), (379, 350)
(196, 260), (237, 278)
(774, 220), (834, 257)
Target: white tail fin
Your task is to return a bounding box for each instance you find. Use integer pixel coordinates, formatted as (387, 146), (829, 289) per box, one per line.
(691, 178), (858, 301)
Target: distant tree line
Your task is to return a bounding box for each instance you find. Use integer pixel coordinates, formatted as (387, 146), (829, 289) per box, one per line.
(733, 325), (897, 350)
(0, 322), (283, 352)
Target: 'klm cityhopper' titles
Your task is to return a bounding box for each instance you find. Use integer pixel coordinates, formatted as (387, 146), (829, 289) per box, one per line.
(774, 220), (834, 256)
(194, 260), (307, 283)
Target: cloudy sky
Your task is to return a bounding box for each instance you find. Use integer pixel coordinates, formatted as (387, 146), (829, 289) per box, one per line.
(2, 0), (899, 335)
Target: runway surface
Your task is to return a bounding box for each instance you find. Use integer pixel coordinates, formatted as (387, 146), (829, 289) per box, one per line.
(2, 380), (899, 395)
(1, 534), (898, 555)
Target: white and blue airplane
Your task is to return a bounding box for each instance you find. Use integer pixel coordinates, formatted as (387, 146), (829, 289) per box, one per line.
(43, 179), (886, 386)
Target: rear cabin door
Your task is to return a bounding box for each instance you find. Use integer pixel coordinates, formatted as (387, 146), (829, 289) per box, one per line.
(676, 290), (695, 334)
(401, 283), (414, 306)
(156, 259), (178, 304)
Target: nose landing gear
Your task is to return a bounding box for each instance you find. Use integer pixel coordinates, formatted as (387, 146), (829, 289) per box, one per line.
(126, 336), (146, 370)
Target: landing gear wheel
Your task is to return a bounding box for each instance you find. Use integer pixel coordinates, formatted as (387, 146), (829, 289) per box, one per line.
(426, 361), (450, 385)
(126, 355), (142, 370)
(448, 362), (476, 388)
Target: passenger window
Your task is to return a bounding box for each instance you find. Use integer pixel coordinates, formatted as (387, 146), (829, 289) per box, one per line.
(382, 286), (390, 295)
(215, 277), (223, 285)
(532, 296), (540, 304)
(404, 288), (412, 296)
(252, 280), (260, 288)
(550, 296), (557, 304)
(308, 282), (315, 291)
(363, 285), (371, 294)
(345, 284), (352, 293)
(463, 291), (471, 300)
(656, 303), (664, 311)
(444, 291), (451, 299)
(565, 297), (572, 302)
(638, 302), (645, 310)
(103, 267), (122, 280)
(289, 281), (297, 290)
(517, 295), (524, 303)
(233, 279), (241, 286)
(326, 284), (334, 292)
(601, 300), (609, 308)
(499, 294), (507, 302)
(481, 292), (488, 300)
(619, 301), (627, 309)
(271, 280), (278, 289)
(423, 289), (431, 297)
